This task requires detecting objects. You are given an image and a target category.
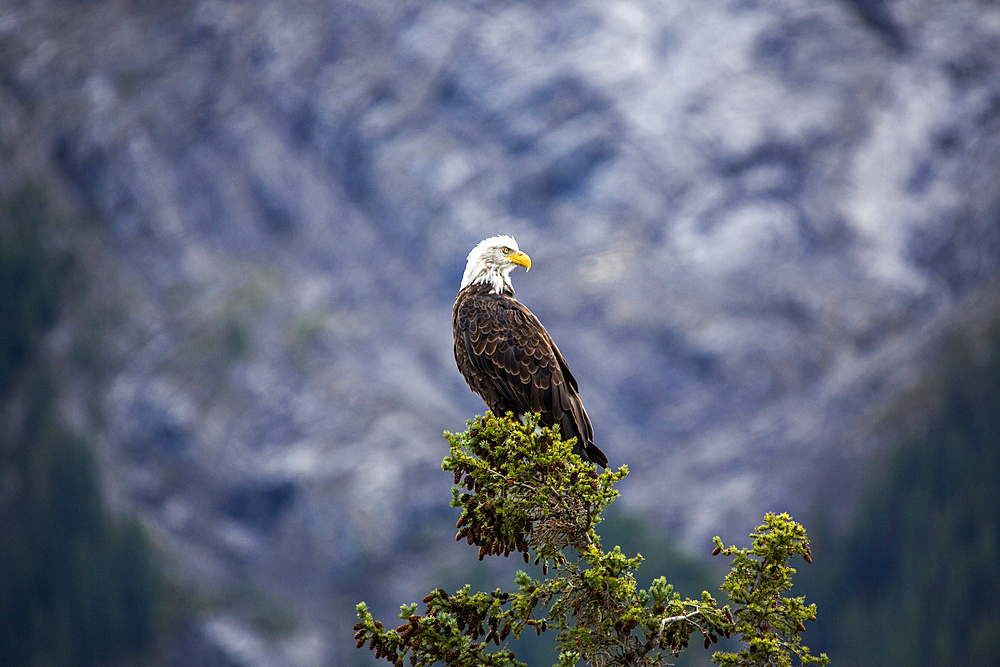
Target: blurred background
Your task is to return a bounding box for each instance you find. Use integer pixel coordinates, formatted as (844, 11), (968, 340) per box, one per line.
(2, 0), (999, 665)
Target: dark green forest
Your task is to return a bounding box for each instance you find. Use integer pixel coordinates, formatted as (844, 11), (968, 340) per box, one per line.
(803, 319), (1000, 666)
(0, 189), (169, 667)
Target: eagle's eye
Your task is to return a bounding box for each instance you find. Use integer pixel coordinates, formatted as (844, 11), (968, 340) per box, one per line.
(502, 246), (511, 254)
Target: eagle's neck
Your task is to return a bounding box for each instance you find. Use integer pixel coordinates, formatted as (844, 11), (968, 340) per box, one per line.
(461, 260), (514, 295)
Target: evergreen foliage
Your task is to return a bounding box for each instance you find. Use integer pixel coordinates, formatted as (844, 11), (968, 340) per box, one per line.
(809, 321), (1000, 666)
(0, 188), (72, 395)
(0, 378), (165, 667)
(0, 187), (170, 667)
(355, 413), (827, 667)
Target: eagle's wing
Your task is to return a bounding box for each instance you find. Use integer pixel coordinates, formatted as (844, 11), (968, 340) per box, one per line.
(456, 293), (595, 447)
(457, 294), (554, 413)
(503, 301), (605, 468)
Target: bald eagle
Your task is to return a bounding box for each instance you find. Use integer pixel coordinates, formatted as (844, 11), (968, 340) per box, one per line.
(452, 236), (608, 468)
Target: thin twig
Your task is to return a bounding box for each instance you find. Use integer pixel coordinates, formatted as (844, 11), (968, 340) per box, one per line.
(659, 610), (706, 635)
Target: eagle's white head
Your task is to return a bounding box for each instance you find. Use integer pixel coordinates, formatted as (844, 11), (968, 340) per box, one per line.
(460, 235), (532, 295)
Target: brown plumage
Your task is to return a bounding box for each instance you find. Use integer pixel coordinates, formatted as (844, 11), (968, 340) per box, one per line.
(452, 236), (607, 468)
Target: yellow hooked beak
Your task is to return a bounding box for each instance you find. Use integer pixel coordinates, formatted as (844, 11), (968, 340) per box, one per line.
(511, 251), (531, 272)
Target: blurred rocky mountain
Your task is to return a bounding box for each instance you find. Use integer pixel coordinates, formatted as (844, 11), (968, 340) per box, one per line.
(3, 0), (1000, 663)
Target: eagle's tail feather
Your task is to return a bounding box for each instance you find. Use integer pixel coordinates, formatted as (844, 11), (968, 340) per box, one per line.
(559, 409), (608, 469)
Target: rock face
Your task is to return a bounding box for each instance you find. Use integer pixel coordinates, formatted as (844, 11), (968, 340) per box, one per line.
(4, 0), (1000, 662)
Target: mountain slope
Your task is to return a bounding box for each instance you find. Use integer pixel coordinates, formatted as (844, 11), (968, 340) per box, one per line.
(3, 0), (1000, 663)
